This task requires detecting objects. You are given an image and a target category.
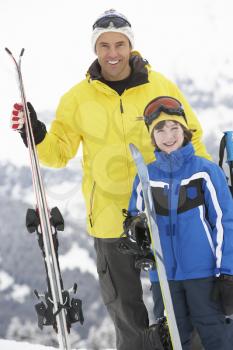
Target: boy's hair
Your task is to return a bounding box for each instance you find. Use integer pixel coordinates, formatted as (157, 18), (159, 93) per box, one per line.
(151, 120), (193, 149)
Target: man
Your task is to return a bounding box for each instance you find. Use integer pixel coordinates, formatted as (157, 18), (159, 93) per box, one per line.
(11, 9), (210, 350)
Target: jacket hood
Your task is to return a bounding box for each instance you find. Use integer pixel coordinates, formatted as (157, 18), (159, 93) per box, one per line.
(153, 143), (195, 174)
(86, 51), (150, 88)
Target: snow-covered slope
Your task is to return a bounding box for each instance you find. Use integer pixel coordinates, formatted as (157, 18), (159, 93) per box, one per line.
(0, 338), (115, 350)
(0, 339), (59, 350)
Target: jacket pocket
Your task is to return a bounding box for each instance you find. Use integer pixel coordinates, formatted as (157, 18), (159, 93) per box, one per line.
(96, 254), (117, 305)
(178, 211), (215, 273)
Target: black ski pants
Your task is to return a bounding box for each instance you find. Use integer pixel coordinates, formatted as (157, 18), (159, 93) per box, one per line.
(94, 238), (163, 350)
(151, 277), (233, 350)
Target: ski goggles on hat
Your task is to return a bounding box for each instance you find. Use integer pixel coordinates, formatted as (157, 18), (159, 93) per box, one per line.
(93, 15), (131, 30)
(143, 96), (187, 129)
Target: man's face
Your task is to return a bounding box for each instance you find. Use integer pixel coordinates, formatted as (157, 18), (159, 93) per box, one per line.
(95, 32), (131, 81)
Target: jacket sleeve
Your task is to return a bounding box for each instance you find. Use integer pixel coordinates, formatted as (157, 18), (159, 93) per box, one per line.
(37, 90), (81, 168)
(163, 76), (212, 160)
(128, 175), (145, 215)
(202, 164), (233, 275)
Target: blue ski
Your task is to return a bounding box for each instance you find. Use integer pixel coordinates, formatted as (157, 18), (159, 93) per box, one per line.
(219, 131), (233, 193)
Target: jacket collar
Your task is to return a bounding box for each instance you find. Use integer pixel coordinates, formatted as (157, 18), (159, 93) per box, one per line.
(154, 143), (195, 173)
(87, 51), (149, 89)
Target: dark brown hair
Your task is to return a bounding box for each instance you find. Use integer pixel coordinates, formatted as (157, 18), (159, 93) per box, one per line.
(151, 120), (193, 149)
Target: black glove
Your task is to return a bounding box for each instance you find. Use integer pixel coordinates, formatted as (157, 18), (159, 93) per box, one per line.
(211, 274), (233, 315)
(20, 102), (47, 147)
(118, 210), (155, 271)
(122, 209), (151, 252)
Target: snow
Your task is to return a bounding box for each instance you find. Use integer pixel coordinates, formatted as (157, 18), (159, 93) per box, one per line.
(0, 339), (115, 350)
(0, 270), (14, 291)
(0, 339), (58, 350)
(10, 284), (31, 304)
(0, 271), (30, 303)
(59, 243), (98, 279)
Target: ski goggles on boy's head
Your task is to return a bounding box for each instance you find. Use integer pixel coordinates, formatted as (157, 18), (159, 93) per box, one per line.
(93, 15), (131, 30)
(143, 96), (188, 131)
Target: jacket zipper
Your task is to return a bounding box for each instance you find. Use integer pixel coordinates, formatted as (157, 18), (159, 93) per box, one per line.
(168, 156), (177, 278)
(89, 181), (96, 227)
(119, 98), (132, 195)
(88, 99), (125, 228)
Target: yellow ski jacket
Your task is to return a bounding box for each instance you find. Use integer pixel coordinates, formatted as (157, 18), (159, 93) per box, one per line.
(37, 51), (211, 238)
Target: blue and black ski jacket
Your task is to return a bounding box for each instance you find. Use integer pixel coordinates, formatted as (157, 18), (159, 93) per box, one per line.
(128, 143), (233, 282)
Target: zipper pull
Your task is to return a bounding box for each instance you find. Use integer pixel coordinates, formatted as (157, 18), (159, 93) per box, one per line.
(89, 214), (93, 227)
(120, 99), (124, 113)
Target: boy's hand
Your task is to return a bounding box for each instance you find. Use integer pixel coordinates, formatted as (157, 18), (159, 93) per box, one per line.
(211, 274), (233, 315)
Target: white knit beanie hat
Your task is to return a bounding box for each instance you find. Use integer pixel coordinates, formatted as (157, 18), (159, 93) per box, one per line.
(91, 9), (134, 53)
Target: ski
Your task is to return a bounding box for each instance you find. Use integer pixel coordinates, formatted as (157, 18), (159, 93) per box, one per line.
(5, 48), (83, 350)
(219, 131), (233, 193)
(129, 143), (182, 350)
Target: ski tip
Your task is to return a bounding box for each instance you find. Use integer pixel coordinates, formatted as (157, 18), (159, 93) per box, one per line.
(5, 47), (12, 55)
(129, 143), (138, 153)
(20, 48), (25, 57)
(129, 143), (140, 158)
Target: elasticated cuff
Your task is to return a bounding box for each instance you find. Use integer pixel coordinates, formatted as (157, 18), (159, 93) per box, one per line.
(20, 121), (47, 147)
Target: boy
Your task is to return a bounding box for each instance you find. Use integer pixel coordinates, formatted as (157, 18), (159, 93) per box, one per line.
(127, 96), (233, 349)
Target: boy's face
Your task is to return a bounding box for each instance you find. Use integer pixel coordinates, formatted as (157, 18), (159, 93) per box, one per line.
(153, 121), (184, 154)
(95, 31), (131, 81)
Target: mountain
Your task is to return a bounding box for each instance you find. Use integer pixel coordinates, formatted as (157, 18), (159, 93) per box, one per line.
(0, 162), (113, 348)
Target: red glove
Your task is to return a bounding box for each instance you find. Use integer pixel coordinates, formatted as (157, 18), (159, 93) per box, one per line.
(11, 103), (25, 131)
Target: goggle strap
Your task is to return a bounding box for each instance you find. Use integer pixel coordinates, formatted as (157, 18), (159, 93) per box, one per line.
(145, 105), (186, 127)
